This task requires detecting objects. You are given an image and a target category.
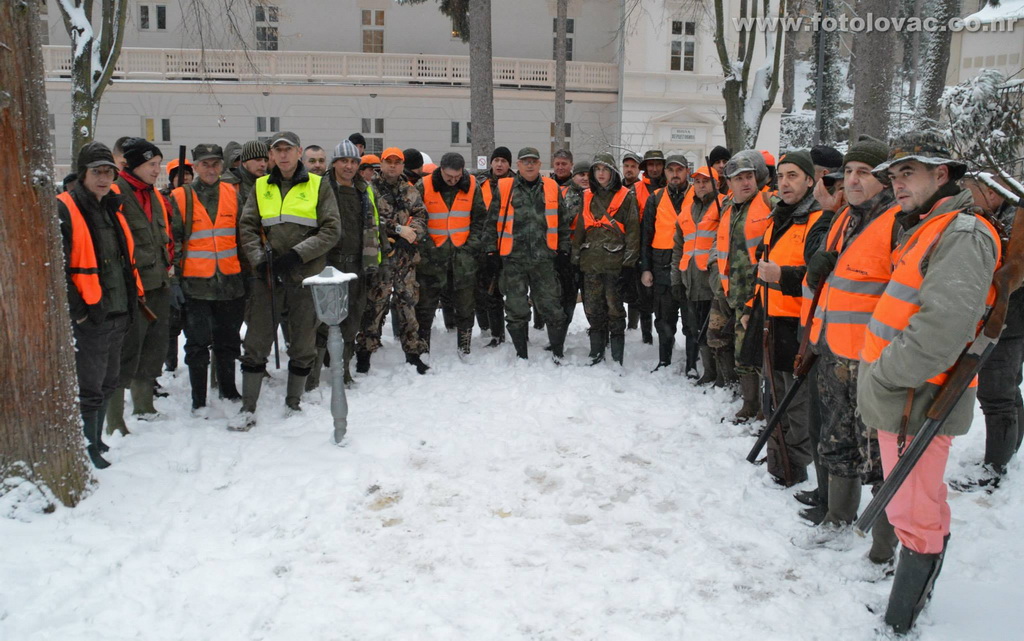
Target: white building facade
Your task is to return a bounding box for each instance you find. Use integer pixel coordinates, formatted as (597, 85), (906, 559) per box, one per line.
(42, 0), (783, 171)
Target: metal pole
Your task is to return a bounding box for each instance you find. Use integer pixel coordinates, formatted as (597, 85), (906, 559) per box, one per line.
(328, 323), (348, 444)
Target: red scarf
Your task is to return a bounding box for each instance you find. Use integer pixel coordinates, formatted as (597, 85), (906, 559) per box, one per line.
(119, 169), (155, 222)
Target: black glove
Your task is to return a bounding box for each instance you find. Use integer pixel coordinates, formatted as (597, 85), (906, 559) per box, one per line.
(272, 250), (302, 276)
(806, 250), (838, 290)
(169, 283), (186, 309)
(671, 283), (685, 303)
(555, 250), (571, 274)
(486, 252), (502, 273)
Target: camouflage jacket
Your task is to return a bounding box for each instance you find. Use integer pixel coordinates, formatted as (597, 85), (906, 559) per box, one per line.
(415, 169), (488, 279)
(481, 174), (572, 263)
(372, 174), (428, 262)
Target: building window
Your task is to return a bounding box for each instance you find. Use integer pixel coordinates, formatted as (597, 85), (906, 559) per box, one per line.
(139, 4), (167, 31)
(670, 21), (696, 72)
(466, 121), (471, 145)
(451, 122), (460, 145)
(256, 116), (281, 138)
(552, 18), (574, 61)
(362, 9), (385, 54)
(549, 122), (571, 157)
(450, 121), (471, 145)
(143, 117), (171, 143)
(254, 4), (278, 23)
(255, 5), (279, 50)
(362, 117), (384, 155)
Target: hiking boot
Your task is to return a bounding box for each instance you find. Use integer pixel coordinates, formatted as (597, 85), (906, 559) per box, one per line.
(355, 349), (372, 374)
(458, 328), (472, 355)
(406, 352), (430, 374)
(486, 335), (505, 348)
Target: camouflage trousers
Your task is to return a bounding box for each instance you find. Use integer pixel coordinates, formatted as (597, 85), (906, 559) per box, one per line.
(582, 272), (626, 336)
(707, 293), (752, 375)
(817, 350), (882, 483)
(500, 257), (566, 333)
(357, 252), (427, 355)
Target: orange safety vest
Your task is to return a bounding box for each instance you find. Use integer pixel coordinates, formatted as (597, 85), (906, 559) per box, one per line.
(582, 187), (630, 233)
(629, 180), (651, 221)
(802, 204), (900, 359)
(759, 208), (823, 318)
(59, 191), (144, 305)
(481, 179), (495, 210)
(422, 175), (476, 248)
(715, 193), (772, 296)
(171, 182), (242, 279)
(651, 188), (689, 250)
(861, 206), (1000, 387)
(495, 177), (560, 256)
(679, 193), (723, 271)
(694, 200), (722, 271)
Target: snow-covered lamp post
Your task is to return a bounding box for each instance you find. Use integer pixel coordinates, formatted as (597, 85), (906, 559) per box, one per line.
(303, 267), (357, 445)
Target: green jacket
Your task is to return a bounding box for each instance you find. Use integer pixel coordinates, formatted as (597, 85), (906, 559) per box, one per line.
(169, 178), (246, 301)
(114, 174), (172, 292)
(857, 187), (998, 438)
(326, 172), (382, 273)
(238, 161), (342, 284)
(415, 169), (487, 282)
(671, 191), (718, 301)
(571, 174), (640, 274)
(482, 174), (572, 262)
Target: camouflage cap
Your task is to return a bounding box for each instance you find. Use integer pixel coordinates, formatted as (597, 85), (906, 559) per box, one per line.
(641, 149), (666, 168)
(191, 143), (223, 163)
(622, 152), (643, 165)
(665, 154), (690, 168)
(724, 149), (768, 181)
(573, 159), (591, 175)
(872, 130), (967, 182)
(517, 147), (541, 160)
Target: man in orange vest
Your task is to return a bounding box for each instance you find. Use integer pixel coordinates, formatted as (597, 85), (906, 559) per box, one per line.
(415, 152), (488, 355)
(168, 144), (247, 413)
(621, 151), (651, 339)
(58, 141), (144, 468)
(474, 146), (514, 347)
(640, 154), (691, 371)
(572, 153), (640, 365)
(858, 131), (999, 634)
(482, 147), (573, 360)
(750, 150), (822, 486)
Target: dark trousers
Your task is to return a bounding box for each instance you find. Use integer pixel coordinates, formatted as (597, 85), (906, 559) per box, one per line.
(183, 298), (245, 369)
(558, 262), (581, 325)
(684, 298), (711, 344)
(652, 283), (679, 341)
(475, 258), (504, 337)
(416, 267), (476, 334)
(119, 285), (171, 386)
(73, 314), (130, 415)
(977, 336), (1024, 467)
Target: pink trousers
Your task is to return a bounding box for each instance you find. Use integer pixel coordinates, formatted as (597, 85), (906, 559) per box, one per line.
(877, 431), (954, 554)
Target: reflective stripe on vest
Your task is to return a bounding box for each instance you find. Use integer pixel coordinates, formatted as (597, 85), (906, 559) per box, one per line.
(582, 187), (630, 233)
(171, 182), (242, 279)
(423, 174), (475, 248)
(651, 188), (687, 250)
(803, 204), (901, 359)
(715, 194), (772, 296)
(759, 208), (823, 318)
(367, 184), (382, 265)
(861, 207), (1001, 387)
(693, 199), (722, 271)
(58, 191), (144, 304)
(255, 173), (321, 227)
(495, 177), (560, 256)
(681, 193), (723, 271)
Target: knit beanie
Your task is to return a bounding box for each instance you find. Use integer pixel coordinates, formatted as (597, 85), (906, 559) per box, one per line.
(121, 137), (163, 170)
(403, 148), (424, 171)
(843, 135), (889, 170)
(778, 150), (815, 179)
(490, 146), (512, 164)
(240, 140), (269, 163)
(709, 145), (732, 166)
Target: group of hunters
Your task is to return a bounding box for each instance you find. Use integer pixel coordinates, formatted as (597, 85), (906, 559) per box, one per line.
(57, 124), (1023, 634)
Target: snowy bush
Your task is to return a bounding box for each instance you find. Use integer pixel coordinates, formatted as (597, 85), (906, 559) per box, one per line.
(941, 70), (1024, 177)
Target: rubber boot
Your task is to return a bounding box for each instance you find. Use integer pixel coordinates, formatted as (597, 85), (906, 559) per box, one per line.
(652, 335), (673, 371)
(129, 378), (158, 419)
(406, 352), (430, 374)
(610, 334), (625, 365)
(627, 306), (639, 330)
(984, 412), (1016, 472)
(487, 306), (505, 346)
(105, 389), (129, 436)
(869, 509), (900, 565)
(796, 459), (830, 507)
(714, 348), (737, 388)
(82, 410), (110, 469)
(547, 324), (567, 360)
(509, 326), (529, 359)
(217, 357), (241, 400)
(821, 475), (861, 527)
(229, 370), (263, 431)
(733, 372), (760, 422)
(343, 342), (355, 385)
(589, 330), (607, 365)
(189, 365), (208, 410)
(684, 337), (699, 378)
(695, 345), (717, 386)
(477, 307), (490, 331)
(285, 371), (306, 411)
(306, 347), (326, 392)
(355, 349), (371, 373)
(884, 536), (949, 634)
(640, 313), (653, 344)
(457, 328), (472, 355)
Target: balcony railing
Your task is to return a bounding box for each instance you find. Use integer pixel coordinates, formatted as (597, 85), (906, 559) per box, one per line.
(42, 46), (619, 92)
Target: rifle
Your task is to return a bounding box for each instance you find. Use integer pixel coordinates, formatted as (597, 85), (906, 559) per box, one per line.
(855, 204), (1024, 535)
(755, 226), (792, 482)
(258, 224), (281, 369)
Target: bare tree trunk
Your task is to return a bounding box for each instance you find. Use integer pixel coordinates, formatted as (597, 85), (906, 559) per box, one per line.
(849, 0), (897, 140)
(812, 0), (841, 145)
(915, 0), (958, 125)
(1, 0), (93, 509)
(554, 0), (568, 151)
(468, 0), (495, 166)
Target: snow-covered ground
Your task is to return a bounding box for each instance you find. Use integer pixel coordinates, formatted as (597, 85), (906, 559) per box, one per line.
(2, 311), (1023, 641)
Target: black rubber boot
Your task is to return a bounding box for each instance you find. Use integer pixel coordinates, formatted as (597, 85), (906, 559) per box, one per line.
(355, 349), (372, 374)
(547, 324), (567, 360)
(589, 330), (607, 365)
(695, 345), (717, 386)
(476, 307), (490, 331)
(984, 412), (1017, 471)
(343, 342), (355, 385)
(509, 326), (529, 359)
(869, 508), (900, 565)
(216, 357), (241, 400)
(488, 307), (505, 344)
(285, 371), (307, 411)
(652, 335), (673, 372)
(610, 334), (625, 365)
(884, 537), (949, 634)
(684, 337), (699, 378)
(640, 313), (653, 344)
(406, 352), (430, 374)
(189, 365), (208, 410)
(627, 305), (639, 330)
(82, 410), (110, 469)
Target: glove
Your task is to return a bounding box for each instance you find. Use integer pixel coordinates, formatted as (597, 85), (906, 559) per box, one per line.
(806, 250), (838, 290)
(272, 250), (302, 276)
(555, 250), (571, 274)
(671, 283), (684, 303)
(169, 283), (186, 309)
(486, 252), (502, 273)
